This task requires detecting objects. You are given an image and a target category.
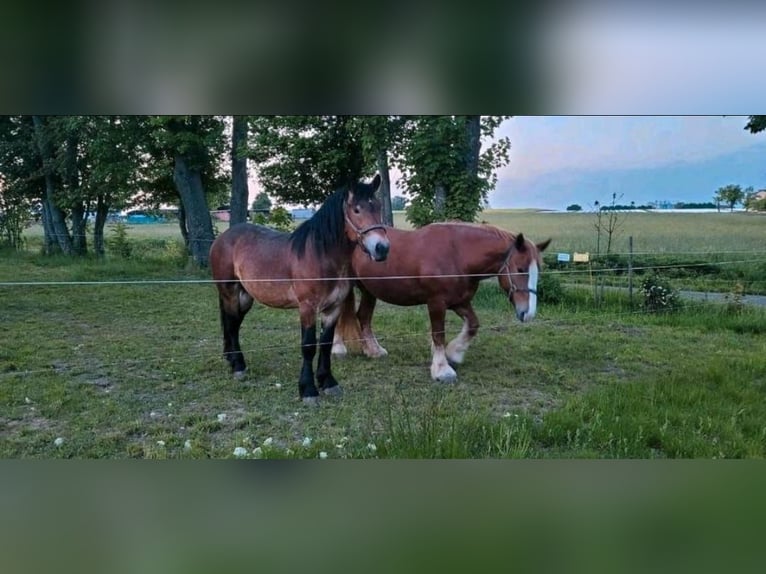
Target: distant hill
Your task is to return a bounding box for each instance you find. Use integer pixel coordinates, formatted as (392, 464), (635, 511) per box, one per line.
(494, 141), (766, 210)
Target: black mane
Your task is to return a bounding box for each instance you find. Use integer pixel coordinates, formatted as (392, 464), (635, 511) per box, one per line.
(290, 179), (377, 259)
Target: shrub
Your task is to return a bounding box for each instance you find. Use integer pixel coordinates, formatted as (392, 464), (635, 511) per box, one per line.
(640, 274), (681, 313)
(107, 222), (132, 258)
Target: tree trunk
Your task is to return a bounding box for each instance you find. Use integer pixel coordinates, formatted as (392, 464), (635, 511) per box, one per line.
(93, 194), (109, 257)
(40, 200), (61, 255)
(70, 202), (88, 255)
(434, 183), (447, 221)
(65, 132), (88, 255)
(376, 148), (393, 226)
(32, 115), (73, 255)
(464, 115), (481, 179)
(173, 154), (215, 267)
(177, 202), (189, 248)
(229, 115), (249, 226)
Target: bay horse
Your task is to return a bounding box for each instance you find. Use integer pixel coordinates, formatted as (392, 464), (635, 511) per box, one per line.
(332, 222), (550, 383)
(209, 174), (390, 404)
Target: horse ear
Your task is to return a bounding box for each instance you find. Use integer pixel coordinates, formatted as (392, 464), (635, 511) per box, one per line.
(536, 238), (552, 252)
(514, 233), (526, 251)
(371, 173), (381, 192)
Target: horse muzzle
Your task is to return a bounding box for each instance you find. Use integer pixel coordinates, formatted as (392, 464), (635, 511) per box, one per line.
(364, 237), (390, 261)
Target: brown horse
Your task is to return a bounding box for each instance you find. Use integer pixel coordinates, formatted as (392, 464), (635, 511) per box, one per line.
(332, 222), (550, 383)
(209, 175), (390, 404)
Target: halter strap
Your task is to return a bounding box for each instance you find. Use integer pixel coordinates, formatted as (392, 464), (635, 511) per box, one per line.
(500, 244), (538, 297)
(344, 213), (387, 239)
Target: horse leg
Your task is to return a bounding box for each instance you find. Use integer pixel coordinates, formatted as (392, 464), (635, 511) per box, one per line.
(218, 283), (253, 377)
(446, 303), (480, 367)
(428, 301), (457, 383)
(357, 285), (388, 358)
(298, 304), (321, 405)
(331, 288), (357, 357)
(317, 309), (343, 398)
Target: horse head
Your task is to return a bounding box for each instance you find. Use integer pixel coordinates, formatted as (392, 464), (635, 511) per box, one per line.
(498, 233), (551, 322)
(344, 173), (390, 262)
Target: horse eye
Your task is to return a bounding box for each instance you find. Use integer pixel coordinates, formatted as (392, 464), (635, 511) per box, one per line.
(354, 206), (361, 214)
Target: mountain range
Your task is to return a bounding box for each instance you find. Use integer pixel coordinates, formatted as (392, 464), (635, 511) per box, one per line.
(492, 140), (766, 210)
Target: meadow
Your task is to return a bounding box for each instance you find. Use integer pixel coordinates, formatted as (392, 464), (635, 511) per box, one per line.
(1, 210), (765, 459)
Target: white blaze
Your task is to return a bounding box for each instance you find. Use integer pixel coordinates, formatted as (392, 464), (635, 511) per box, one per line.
(526, 261), (539, 321)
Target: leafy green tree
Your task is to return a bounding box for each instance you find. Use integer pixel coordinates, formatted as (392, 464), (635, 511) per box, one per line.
(144, 116), (227, 266)
(251, 192), (272, 212)
(395, 116), (510, 227)
(566, 204), (582, 212)
(714, 184), (745, 212)
(745, 116), (766, 133)
(248, 116), (369, 206)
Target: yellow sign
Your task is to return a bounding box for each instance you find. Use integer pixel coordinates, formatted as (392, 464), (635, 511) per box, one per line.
(573, 252), (590, 263)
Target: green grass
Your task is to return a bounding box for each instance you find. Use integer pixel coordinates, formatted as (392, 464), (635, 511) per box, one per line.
(2, 241), (765, 459)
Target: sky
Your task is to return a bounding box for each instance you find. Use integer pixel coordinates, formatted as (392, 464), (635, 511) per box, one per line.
(489, 116), (766, 210)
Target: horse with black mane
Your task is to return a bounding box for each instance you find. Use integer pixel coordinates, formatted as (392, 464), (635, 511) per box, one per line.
(332, 222), (550, 383)
(209, 175), (390, 404)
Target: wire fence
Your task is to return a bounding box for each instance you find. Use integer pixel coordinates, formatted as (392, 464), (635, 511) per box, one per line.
(0, 291), (758, 382)
(1, 256), (765, 287)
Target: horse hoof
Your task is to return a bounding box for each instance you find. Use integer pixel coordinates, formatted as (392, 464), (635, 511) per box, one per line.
(434, 372), (458, 384)
(233, 370), (247, 380)
(302, 396), (320, 407)
(322, 385), (343, 398)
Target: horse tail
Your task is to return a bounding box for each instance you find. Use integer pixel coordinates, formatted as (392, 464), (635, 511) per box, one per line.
(335, 286), (363, 354)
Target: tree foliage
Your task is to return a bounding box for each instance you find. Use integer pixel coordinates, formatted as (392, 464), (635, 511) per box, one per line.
(248, 116), (369, 206)
(714, 184), (747, 212)
(252, 192), (272, 212)
(745, 116), (766, 134)
(395, 116), (510, 227)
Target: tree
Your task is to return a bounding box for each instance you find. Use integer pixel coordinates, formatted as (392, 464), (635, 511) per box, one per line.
(229, 115), (249, 226)
(248, 116), (369, 206)
(714, 184), (745, 212)
(391, 196), (407, 210)
(252, 192), (272, 213)
(745, 116), (766, 133)
(147, 116), (227, 266)
(566, 204), (582, 212)
(744, 189), (766, 211)
(592, 193), (627, 256)
(395, 116), (510, 227)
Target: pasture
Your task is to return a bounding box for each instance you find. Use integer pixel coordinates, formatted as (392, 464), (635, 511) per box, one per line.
(2, 211), (765, 458)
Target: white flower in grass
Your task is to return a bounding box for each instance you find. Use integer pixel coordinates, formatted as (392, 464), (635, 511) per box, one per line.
(54, 437), (65, 447)
(25, 397), (32, 404)
(275, 383), (282, 389)
(253, 447), (263, 459)
(150, 411), (159, 418)
(217, 413), (227, 422)
(367, 443), (377, 452)
(319, 451), (328, 459)
(503, 412), (512, 418)
(302, 437), (312, 447)
(263, 437), (273, 447)
(184, 440), (192, 450)
(233, 446), (248, 458)
(156, 440), (166, 447)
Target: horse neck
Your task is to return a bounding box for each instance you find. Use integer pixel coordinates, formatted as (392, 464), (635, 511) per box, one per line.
(468, 229), (515, 275)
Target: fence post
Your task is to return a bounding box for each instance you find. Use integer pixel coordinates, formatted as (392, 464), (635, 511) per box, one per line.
(628, 235), (634, 308)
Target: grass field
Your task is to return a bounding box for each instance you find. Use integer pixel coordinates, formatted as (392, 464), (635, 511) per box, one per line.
(2, 212), (765, 458)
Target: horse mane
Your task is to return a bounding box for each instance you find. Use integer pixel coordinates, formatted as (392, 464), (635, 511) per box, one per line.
(431, 220), (515, 242)
(290, 179), (377, 259)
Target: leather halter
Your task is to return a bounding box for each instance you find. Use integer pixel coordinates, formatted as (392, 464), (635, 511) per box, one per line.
(500, 244), (538, 298)
(344, 211), (387, 241)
